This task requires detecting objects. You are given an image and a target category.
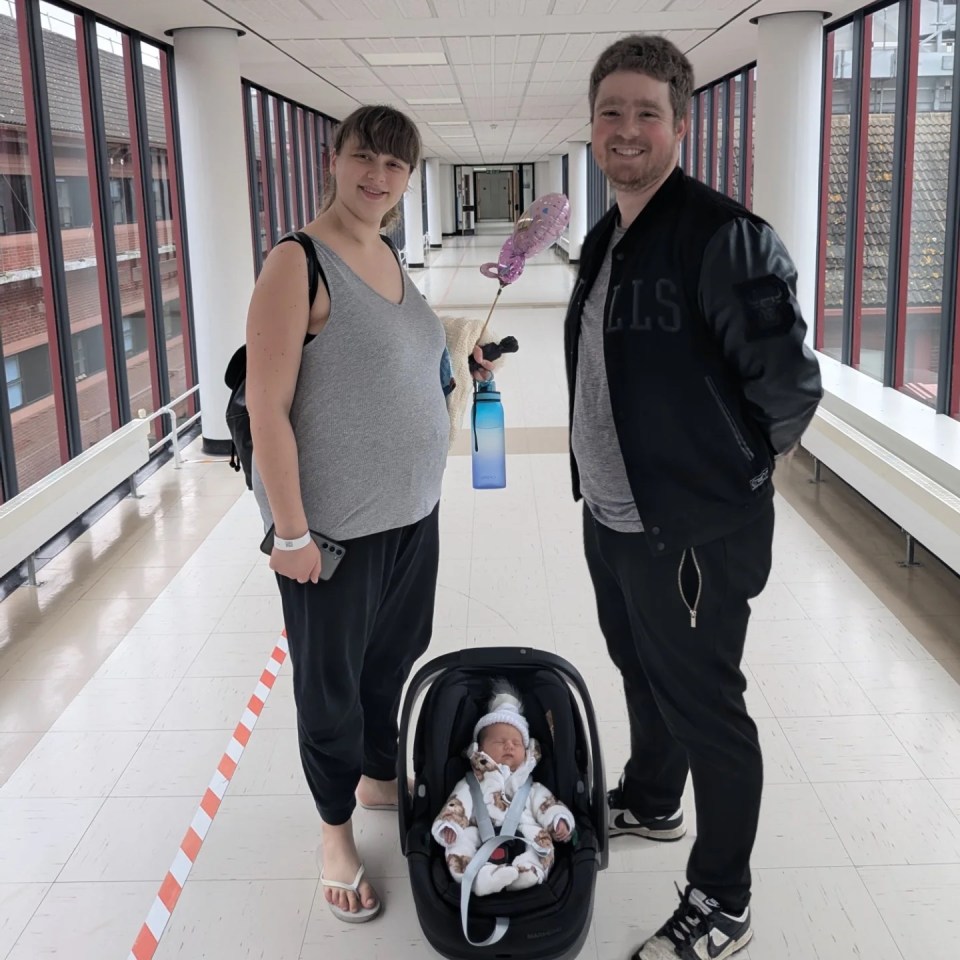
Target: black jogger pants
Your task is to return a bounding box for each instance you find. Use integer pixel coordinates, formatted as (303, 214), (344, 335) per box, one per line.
(277, 504), (440, 826)
(583, 502), (774, 913)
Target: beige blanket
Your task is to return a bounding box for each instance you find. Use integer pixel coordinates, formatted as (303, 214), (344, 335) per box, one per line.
(440, 316), (506, 448)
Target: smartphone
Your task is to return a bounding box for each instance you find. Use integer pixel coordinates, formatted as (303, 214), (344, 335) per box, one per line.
(259, 525), (347, 581)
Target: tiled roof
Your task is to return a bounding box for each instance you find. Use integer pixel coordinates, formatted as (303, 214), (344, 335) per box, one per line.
(823, 111), (952, 309)
(0, 13), (166, 148)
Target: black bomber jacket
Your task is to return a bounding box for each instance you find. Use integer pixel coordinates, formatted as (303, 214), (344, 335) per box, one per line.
(564, 167), (823, 556)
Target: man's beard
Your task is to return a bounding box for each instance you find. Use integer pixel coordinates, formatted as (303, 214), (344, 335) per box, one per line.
(603, 146), (673, 194)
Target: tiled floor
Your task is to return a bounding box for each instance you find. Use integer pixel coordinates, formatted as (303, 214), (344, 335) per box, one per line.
(2, 233), (960, 959)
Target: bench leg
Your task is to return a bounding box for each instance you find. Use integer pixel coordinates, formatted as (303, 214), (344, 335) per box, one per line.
(898, 532), (923, 568)
(809, 457), (824, 484)
(25, 554), (38, 587)
(127, 475), (142, 500)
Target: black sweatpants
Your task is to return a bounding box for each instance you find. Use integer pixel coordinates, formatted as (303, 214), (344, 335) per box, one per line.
(277, 504), (439, 826)
(583, 501), (774, 913)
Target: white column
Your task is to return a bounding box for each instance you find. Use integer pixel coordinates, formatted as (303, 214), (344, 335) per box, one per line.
(440, 163), (456, 235)
(753, 12), (824, 345)
(425, 157), (442, 247)
(548, 155), (564, 196)
(534, 160), (550, 197)
(567, 142), (589, 262)
(403, 165), (425, 267)
(170, 27), (255, 453)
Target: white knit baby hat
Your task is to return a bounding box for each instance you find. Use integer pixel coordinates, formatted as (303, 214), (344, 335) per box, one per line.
(473, 683), (530, 748)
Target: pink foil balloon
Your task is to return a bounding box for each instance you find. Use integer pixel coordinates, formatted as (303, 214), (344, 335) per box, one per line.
(479, 192), (570, 286)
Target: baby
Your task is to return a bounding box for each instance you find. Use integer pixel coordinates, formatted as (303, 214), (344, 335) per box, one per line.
(431, 684), (574, 896)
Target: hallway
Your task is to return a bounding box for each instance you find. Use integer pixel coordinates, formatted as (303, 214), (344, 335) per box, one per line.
(1, 236), (960, 960)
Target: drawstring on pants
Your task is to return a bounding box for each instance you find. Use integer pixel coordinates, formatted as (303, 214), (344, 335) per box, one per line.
(678, 548), (702, 629)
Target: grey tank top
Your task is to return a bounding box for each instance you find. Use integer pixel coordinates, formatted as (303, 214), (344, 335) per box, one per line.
(252, 236), (449, 542)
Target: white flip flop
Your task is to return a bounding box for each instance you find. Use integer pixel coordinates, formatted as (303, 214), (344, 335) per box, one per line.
(320, 864), (382, 923)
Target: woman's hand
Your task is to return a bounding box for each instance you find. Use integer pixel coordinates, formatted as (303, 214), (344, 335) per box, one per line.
(471, 346), (494, 381)
(269, 540), (323, 583)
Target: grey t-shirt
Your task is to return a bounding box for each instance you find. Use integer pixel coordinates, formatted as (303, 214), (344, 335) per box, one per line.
(571, 225), (644, 533)
(252, 236), (450, 542)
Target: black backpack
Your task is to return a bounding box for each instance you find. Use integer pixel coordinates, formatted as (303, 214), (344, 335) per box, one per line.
(225, 232), (324, 489)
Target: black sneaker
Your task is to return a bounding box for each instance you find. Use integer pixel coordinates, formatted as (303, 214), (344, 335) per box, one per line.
(632, 886), (753, 960)
(607, 785), (686, 841)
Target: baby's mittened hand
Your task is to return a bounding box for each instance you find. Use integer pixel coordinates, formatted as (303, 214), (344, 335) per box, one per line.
(553, 820), (571, 842)
(441, 827), (457, 846)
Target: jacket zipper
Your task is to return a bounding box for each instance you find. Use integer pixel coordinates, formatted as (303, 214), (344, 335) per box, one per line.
(704, 376), (755, 461)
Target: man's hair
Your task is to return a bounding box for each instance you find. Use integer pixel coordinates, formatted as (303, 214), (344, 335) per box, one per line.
(589, 34), (695, 128)
(321, 105), (422, 227)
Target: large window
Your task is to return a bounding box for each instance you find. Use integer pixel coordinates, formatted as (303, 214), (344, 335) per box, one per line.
(0, 0), (195, 499)
(688, 65), (756, 208)
(242, 81), (333, 276)
(817, 0), (960, 416)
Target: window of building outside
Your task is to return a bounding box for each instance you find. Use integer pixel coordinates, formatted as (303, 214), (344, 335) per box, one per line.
(1, 1), (68, 492)
(854, 4), (902, 381)
(93, 22), (154, 429)
(819, 22), (856, 361)
(900, 0), (956, 406)
(142, 40), (192, 424)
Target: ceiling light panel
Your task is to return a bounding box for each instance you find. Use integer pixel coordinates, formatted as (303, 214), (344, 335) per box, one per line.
(362, 51), (448, 65)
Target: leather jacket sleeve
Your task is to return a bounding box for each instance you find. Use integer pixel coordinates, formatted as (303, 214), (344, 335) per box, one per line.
(698, 218), (823, 457)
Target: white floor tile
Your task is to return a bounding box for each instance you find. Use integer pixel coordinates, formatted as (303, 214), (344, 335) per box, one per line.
(5, 881), (157, 960)
(745, 619), (839, 664)
(0, 798), (103, 882)
(815, 780), (960, 866)
(111, 729), (231, 798)
(815, 616), (933, 662)
(750, 866), (904, 960)
(0, 883), (49, 959)
(0, 730), (145, 799)
(185, 632), (282, 678)
(847, 659), (960, 714)
(749, 662), (878, 718)
(780, 715), (925, 782)
(94, 632), (211, 680)
(50, 678), (179, 733)
(859, 864), (960, 960)
(786, 580), (888, 620)
(58, 796), (200, 882)
(886, 713), (960, 779)
(931, 779), (960, 818)
(752, 784), (851, 869)
(190, 794), (320, 881)
(757, 718), (808, 785)
(153, 676), (266, 731)
(228, 727), (309, 796)
(153, 879), (317, 960)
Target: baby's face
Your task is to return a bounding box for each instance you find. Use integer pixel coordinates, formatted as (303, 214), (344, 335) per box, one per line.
(480, 723), (525, 771)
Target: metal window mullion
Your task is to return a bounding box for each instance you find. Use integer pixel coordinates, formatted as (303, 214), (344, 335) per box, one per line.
(79, 11), (127, 429)
(887, 0), (921, 389)
(160, 47), (197, 407)
(707, 86), (717, 189)
(737, 70), (749, 203)
(816, 30), (836, 351)
(842, 14), (867, 367)
(939, 4), (960, 414)
(127, 36), (171, 408)
(882, 0), (913, 384)
(242, 83), (263, 274)
(276, 99), (292, 233)
(19, 0), (82, 458)
(291, 106), (304, 226)
(259, 91), (278, 248)
(0, 332), (18, 499)
(304, 111), (316, 219)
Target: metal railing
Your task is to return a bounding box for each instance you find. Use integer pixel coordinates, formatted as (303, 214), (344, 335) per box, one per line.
(144, 385), (201, 470)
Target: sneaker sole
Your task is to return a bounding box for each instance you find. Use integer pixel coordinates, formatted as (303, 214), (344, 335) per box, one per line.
(690, 926), (753, 959)
(609, 822), (687, 841)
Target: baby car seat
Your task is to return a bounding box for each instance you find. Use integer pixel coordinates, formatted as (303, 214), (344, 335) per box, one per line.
(397, 647), (609, 960)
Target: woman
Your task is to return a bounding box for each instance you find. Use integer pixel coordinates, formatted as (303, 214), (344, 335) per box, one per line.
(246, 105), (490, 923)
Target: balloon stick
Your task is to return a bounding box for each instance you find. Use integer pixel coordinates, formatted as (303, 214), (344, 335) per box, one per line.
(474, 286), (503, 348)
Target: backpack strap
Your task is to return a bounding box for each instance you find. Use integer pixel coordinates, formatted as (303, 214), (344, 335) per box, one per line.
(277, 231), (327, 307)
(460, 772), (537, 948)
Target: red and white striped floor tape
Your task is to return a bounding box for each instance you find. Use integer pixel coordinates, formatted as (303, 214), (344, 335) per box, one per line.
(127, 631), (289, 960)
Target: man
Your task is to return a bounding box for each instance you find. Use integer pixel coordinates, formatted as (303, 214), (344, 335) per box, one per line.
(565, 35), (822, 960)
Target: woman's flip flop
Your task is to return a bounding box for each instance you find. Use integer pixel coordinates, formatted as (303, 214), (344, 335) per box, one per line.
(320, 864), (382, 923)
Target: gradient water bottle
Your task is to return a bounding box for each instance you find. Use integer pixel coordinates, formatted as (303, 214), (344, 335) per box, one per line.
(471, 380), (506, 489)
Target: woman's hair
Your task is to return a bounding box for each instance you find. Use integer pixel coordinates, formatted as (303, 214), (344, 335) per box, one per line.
(320, 104), (422, 229)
